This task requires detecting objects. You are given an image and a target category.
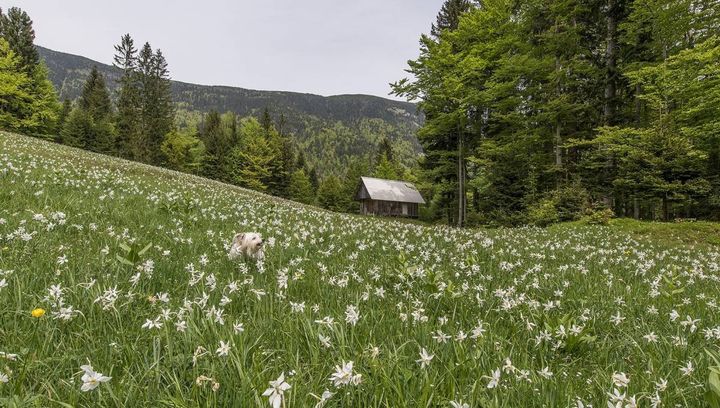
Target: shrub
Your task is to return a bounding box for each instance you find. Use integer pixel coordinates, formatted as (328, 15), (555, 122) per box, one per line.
(584, 208), (614, 225)
(527, 184), (591, 227)
(527, 198), (560, 227)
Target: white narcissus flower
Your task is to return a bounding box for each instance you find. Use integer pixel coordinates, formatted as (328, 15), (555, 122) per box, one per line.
(329, 361), (362, 387)
(486, 368), (501, 389)
(262, 372), (291, 408)
(345, 305), (360, 326)
(80, 364), (111, 392)
(680, 361), (694, 376)
(216, 341), (230, 357)
(416, 348), (434, 368)
(537, 366), (553, 379)
(312, 389), (334, 408)
(612, 372), (629, 388)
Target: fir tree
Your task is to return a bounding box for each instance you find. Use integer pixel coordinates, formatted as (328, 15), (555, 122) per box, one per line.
(0, 7), (39, 73)
(0, 8), (58, 135)
(430, 0), (475, 38)
(60, 107), (92, 148)
(260, 107), (273, 133)
(79, 66), (112, 121)
(113, 34), (140, 159)
(56, 98), (72, 139)
(287, 169), (315, 204)
(316, 175), (348, 211)
(201, 110), (229, 180)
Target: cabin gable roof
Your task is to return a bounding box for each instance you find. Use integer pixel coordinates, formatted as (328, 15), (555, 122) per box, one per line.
(356, 176), (425, 204)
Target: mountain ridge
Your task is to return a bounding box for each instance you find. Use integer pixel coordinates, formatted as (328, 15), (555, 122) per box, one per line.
(37, 45), (423, 175)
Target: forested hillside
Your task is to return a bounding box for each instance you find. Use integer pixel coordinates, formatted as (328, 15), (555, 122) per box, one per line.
(37, 45), (423, 175)
(396, 0), (720, 226)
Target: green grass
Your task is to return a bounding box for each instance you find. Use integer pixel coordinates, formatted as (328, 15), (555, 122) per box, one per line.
(1, 131), (719, 407)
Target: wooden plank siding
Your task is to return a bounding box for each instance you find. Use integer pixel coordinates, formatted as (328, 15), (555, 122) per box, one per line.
(359, 199), (419, 218)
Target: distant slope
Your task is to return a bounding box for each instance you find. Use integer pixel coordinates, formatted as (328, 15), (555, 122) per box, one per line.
(37, 46), (423, 175)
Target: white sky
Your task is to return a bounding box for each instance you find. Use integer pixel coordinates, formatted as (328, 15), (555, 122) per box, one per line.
(4, 0), (442, 99)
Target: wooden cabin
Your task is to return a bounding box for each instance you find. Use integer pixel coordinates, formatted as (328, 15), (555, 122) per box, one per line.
(355, 176), (425, 218)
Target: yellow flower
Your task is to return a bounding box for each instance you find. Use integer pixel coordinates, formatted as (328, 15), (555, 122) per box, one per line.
(31, 308), (46, 318)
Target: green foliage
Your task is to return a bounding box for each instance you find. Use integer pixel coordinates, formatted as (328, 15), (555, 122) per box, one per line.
(706, 349), (720, 407)
(59, 107), (90, 148)
(60, 107), (116, 153)
(342, 158), (369, 212)
(6, 132), (720, 405)
(373, 155), (399, 180)
(56, 98), (71, 138)
(527, 198), (560, 227)
(115, 241), (152, 267)
(61, 65), (116, 154)
(287, 169), (315, 204)
(79, 66), (112, 120)
(583, 208), (615, 226)
(0, 38), (33, 132)
(0, 7), (39, 72)
(430, 0), (475, 38)
(161, 130), (205, 174)
(113, 33), (140, 159)
(0, 21), (59, 136)
(527, 185), (590, 227)
(316, 175), (348, 211)
(200, 110), (229, 180)
(38, 45), (424, 181)
(225, 117), (278, 191)
(109, 35), (174, 165)
(397, 0), (720, 226)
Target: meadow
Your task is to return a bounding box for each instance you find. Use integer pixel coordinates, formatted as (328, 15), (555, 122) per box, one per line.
(1, 130), (719, 407)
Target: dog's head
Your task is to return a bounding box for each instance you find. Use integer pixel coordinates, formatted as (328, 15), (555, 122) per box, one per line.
(233, 232), (264, 252)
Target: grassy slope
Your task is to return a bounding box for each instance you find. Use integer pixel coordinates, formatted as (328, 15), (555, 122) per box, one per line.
(0, 131), (719, 407)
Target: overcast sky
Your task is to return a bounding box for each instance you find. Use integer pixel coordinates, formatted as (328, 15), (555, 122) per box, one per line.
(4, 0), (442, 100)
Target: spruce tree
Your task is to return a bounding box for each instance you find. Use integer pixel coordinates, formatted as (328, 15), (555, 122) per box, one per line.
(0, 8), (58, 135)
(430, 0), (475, 38)
(79, 66), (112, 121)
(60, 107), (92, 148)
(113, 34), (140, 159)
(308, 167), (319, 191)
(150, 49), (174, 163)
(200, 110), (228, 179)
(56, 98), (72, 139)
(376, 136), (395, 163)
(316, 176), (348, 211)
(0, 7), (39, 73)
(287, 169), (315, 204)
(260, 107), (273, 133)
(134, 43), (174, 164)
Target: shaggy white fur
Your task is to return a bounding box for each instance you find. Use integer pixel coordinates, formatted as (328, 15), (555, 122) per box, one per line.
(228, 232), (265, 260)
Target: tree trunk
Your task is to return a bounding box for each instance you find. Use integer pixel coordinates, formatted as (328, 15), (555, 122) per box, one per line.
(554, 56), (563, 168)
(634, 83), (642, 126)
(633, 196), (640, 219)
(457, 132), (464, 228)
(604, 0), (617, 125)
(555, 122), (563, 167)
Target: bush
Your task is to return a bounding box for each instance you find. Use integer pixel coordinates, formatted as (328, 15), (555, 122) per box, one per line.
(584, 208), (614, 225)
(552, 184), (590, 221)
(527, 184), (591, 227)
(527, 198), (560, 227)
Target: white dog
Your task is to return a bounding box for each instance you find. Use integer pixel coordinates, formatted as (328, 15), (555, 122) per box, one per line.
(228, 232), (265, 260)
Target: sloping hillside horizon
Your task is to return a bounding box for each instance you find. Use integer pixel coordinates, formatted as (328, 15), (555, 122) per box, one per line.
(37, 45), (424, 175)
